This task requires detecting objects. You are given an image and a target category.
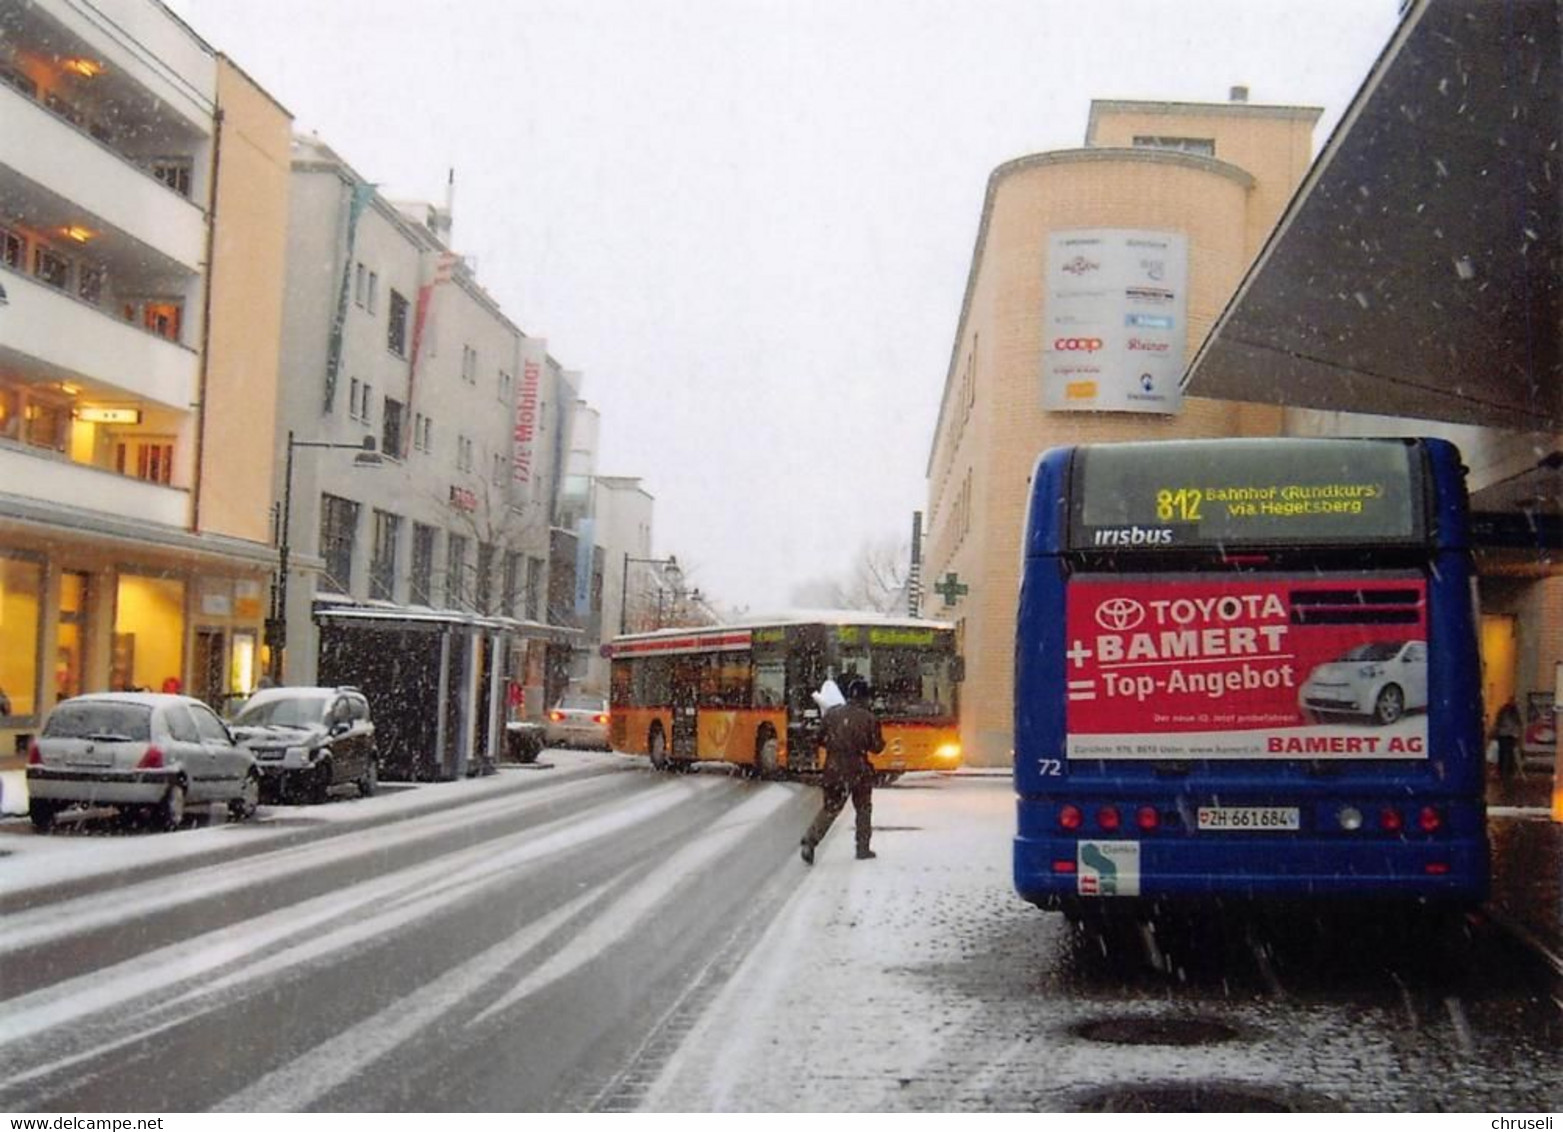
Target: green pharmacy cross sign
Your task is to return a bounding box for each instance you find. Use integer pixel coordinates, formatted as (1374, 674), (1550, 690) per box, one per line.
(934, 571), (968, 607)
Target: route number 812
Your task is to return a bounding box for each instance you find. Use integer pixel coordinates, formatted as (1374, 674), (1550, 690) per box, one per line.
(1156, 488), (1203, 522)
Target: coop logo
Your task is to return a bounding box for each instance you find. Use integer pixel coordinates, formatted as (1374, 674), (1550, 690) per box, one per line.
(1092, 526), (1175, 548)
(1093, 597), (1147, 632)
(1127, 337), (1172, 353)
(1054, 336), (1104, 353)
(1061, 255), (1100, 276)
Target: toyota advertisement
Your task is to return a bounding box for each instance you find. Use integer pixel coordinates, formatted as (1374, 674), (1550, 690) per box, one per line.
(1042, 229), (1189, 414)
(1064, 576), (1430, 760)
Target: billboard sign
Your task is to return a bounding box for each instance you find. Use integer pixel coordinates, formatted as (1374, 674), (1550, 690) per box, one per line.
(1064, 575), (1429, 760)
(1042, 229), (1189, 414)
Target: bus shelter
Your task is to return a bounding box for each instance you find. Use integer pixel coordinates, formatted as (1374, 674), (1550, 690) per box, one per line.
(315, 606), (578, 780)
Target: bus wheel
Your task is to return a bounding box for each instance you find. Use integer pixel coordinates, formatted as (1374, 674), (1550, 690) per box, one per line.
(648, 725), (668, 771)
(755, 726), (780, 779)
(1372, 684), (1405, 725)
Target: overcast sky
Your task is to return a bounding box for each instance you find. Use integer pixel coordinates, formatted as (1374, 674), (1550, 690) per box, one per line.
(166, 0), (1403, 614)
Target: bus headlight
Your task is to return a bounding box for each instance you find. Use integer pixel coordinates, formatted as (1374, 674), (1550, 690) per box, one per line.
(934, 743), (961, 763)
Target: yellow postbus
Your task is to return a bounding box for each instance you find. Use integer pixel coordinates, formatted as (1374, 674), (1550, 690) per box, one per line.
(607, 614), (963, 780)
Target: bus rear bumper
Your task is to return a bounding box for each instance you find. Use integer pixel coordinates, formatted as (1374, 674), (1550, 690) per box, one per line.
(1013, 835), (1490, 908)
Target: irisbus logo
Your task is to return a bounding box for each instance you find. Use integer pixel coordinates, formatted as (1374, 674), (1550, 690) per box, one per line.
(1092, 526), (1174, 548)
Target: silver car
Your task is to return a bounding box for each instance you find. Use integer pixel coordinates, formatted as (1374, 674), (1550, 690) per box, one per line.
(26, 693), (260, 833)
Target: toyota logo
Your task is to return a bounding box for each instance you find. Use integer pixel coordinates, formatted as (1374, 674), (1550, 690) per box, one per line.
(1095, 598), (1146, 631)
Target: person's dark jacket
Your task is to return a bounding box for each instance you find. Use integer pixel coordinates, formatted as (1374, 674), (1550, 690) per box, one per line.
(818, 700), (885, 782)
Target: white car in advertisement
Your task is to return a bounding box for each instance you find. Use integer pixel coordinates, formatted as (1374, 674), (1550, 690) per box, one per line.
(1299, 639), (1428, 726)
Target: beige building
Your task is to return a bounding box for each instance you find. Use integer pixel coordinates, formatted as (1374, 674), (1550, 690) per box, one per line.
(0, 0), (290, 762)
(928, 87), (1561, 771)
(923, 96), (1324, 767)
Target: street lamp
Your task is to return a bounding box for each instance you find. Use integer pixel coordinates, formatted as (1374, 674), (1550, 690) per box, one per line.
(265, 430), (382, 682)
(619, 552), (679, 635)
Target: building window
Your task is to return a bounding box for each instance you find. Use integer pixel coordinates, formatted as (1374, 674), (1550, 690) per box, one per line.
(491, 453), (506, 484)
(370, 509), (401, 601)
(525, 557), (544, 621)
(150, 158), (193, 198)
(475, 542), (496, 614)
(446, 533), (469, 608)
(499, 369), (513, 403)
(320, 494), (360, 593)
(382, 397), (404, 458)
(1132, 135), (1215, 156)
(354, 263), (366, 307)
(78, 264), (104, 306)
(503, 551), (523, 618)
(461, 345), (477, 384)
(115, 439), (175, 484)
(457, 434), (474, 472)
(348, 379), (373, 426)
(24, 399), (68, 452)
(411, 523), (437, 605)
(0, 226), (22, 270)
(387, 289), (409, 356)
(367, 272), (379, 315)
(34, 246), (69, 290)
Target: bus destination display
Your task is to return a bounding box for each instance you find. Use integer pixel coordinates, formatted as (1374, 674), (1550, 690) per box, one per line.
(1072, 439), (1424, 548)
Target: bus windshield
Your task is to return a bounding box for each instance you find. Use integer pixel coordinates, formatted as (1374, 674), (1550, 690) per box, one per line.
(836, 646), (958, 719)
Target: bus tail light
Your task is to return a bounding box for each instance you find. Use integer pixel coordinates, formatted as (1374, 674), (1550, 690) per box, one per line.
(1425, 862), (1451, 875)
(1052, 860), (1077, 874)
(1058, 804), (1083, 831)
(1096, 806), (1121, 831)
(1417, 806), (1443, 833)
(1378, 807), (1403, 833)
(1135, 805), (1160, 831)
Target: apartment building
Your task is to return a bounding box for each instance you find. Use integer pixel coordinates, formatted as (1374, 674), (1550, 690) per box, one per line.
(0, 0), (289, 758)
(277, 137), (586, 774)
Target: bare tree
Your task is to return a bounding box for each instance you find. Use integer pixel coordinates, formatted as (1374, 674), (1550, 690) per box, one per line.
(790, 535), (910, 614)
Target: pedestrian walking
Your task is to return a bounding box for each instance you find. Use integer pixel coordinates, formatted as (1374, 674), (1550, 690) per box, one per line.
(801, 674), (885, 864)
(1493, 699), (1522, 781)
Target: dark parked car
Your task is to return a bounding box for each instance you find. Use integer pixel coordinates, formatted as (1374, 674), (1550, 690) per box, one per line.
(26, 692), (260, 832)
(230, 686), (378, 803)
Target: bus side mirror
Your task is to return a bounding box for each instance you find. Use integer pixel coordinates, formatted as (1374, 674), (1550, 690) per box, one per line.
(952, 657), (966, 682)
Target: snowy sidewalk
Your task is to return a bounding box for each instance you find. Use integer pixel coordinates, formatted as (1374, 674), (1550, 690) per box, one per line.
(640, 771), (1020, 1111)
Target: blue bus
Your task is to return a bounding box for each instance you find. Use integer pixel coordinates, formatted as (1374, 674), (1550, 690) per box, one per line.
(1013, 437), (1487, 917)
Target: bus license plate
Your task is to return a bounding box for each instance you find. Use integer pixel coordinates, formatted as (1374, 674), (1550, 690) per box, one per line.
(1197, 806), (1300, 831)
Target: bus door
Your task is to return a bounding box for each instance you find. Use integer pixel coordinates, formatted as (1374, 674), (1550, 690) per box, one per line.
(671, 656), (701, 760)
(785, 625), (828, 771)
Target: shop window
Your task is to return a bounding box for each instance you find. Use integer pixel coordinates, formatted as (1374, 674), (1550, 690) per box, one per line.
(1, 64), (37, 98)
(0, 555), (43, 719)
(114, 573), (186, 693)
(55, 572), (88, 701)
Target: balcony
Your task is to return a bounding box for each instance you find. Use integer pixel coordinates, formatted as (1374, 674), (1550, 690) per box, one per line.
(0, 83), (207, 271)
(0, 267), (199, 409)
(0, 443), (189, 529)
